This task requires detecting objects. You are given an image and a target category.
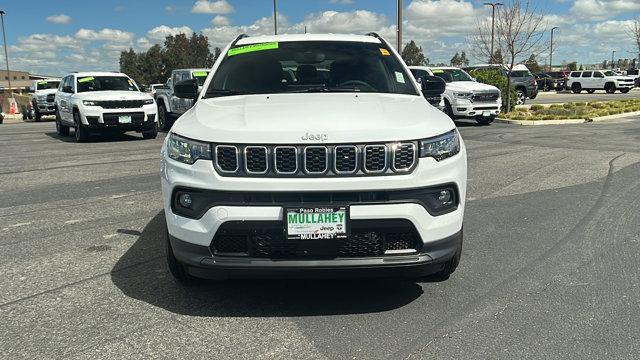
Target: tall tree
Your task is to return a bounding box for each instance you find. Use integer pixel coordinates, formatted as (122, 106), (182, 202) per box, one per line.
(459, 51), (469, 66)
(119, 48), (142, 82)
(566, 61), (577, 71)
(626, 17), (640, 67)
(401, 40), (428, 66)
(525, 54), (542, 73)
(489, 49), (504, 64)
(450, 52), (461, 66)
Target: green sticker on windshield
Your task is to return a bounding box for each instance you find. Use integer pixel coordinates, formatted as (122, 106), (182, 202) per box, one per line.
(37, 81), (48, 85)
(227, 42), (278, 56)
(78, 77), (95, 83)
(432, 69), (444, 74)
(192, 71), (208, 77)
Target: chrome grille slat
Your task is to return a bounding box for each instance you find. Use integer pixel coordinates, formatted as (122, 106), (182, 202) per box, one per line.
(392, 143), (416, 172)
(304, 146), (328, 174)
(274, 146), (298, 174)
(215, 145), (239, 173)
(244, 146), (268, 174)
(363, 145), (387, 173)
(334, 145), (358, 174)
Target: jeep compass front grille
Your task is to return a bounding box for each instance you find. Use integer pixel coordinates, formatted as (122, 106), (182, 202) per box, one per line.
(214, 142), (417, 177)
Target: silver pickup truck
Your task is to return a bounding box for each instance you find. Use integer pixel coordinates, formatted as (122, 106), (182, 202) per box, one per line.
(154, 68), (209, 130)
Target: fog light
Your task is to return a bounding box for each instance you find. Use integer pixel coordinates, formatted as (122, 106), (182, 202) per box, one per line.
(178, 193), (192, 208)
(437, 190), (452, 204)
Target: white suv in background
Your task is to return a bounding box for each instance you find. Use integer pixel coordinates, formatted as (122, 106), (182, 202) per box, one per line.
(30, 78), (61, 121)
(410, 66), (501, 125)
(54, 72), (158, 142)
(567, 70), (634, 94)
(161, 33), (467, 283)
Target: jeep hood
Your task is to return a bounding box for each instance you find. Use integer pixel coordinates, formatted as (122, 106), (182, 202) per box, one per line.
(171, 93), (455, 144)
(446, 81), (499, 92)
(73, 91), (152, 101)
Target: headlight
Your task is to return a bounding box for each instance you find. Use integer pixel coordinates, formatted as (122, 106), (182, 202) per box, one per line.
(419, 130), (460, 161)
(167, 133), (212, 165)
(453, 91), (473, 99)
(143, 98), (154, 105)
(83, 100), (98, 106)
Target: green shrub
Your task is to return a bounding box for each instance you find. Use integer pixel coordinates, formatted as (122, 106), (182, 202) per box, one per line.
(574, 102), (586, 106)
(562, 103), (576, 109)
(530, 104), (544, 111)
(549, 104), (562, 109)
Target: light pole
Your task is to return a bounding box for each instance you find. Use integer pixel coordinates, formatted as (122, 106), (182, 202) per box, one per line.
(549, 26), (559, 72)
(396, 0), (402, 53)
(0, 10), (11, 98)
(273, 0), (277, 35)
(611, 50), (616, 69)
(484, 2), (503, 64)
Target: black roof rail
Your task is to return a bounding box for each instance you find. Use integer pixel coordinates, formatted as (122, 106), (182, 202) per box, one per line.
(230, 34), (249, 47)
(366, 32), (381, 39)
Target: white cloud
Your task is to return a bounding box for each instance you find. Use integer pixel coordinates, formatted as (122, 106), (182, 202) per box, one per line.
(146, 25), (194, 42)
(46, 14), (71, 25)
(569, 0), (640, 21)
(191, 0), (234, 14)
(302, 10), (386, 33)
(75, 28), (134, 42)
(211, 15), (231, 26)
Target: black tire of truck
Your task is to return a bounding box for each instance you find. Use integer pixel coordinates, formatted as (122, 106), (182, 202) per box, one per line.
(158, 103), (172, 132)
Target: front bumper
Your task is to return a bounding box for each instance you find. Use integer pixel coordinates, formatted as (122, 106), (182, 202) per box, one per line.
(451, 98), (501, 118)
(79, 104), (158, 128)
(35, 101), (56, 114)
(169, 229), (462, 279)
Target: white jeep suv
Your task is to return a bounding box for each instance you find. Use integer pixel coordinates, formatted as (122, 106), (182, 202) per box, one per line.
(55, 72), (158, 142)
(410, 66), (501, 125)
(30, 78), (61, 121)
(161, 34), (467, 282)
(566, 70), (634, 94)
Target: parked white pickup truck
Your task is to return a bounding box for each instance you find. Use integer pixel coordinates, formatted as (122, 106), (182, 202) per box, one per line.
(154, 69), (210, 130)
(30, 78), (61, 121)
(409, 66), (501, 125)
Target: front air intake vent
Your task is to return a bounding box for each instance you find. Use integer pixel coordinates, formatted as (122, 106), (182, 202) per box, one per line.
(244, 146), (268, 174)
(215, 145), (239, 173)
(363, 145), (387, 173)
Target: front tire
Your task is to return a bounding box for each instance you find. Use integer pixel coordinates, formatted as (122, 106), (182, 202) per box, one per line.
(56, 110), (70, 136)
(476, 116), (495, 126)
(166, 230), (196, 284)
(515, 89), (526, 105)
(73, 110), (89, 142)
(158, 103), (172, 131)
(443, 100), (454, 120)
(142, 125), (158, 139)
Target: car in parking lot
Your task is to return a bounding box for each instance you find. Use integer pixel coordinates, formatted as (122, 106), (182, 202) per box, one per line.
(534, 73), (557, 92)
(154, 69), (210, 131)
(161, 33), (466, 282)
(29, 78), (61, 121)
(463, 64), (537, 105)
(54, 72), (158, 142)
(409, 66), (501, 125)
(566, 70), (634, 94)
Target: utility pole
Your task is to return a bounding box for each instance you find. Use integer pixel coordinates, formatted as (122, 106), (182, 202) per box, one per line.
(273, 0), (277, 35)
(611, 50), (616, 70)
(396, 0), (402, 53)
(0, 10), (11, 98)
(549, 26), (559, 72)
(484, 2), (503, 64)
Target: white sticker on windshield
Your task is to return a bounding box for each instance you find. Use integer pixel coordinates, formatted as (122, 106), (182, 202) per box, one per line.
(395, 72), (405, 83)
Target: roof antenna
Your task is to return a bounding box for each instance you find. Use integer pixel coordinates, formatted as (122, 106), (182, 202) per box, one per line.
(304, 25), (307, 34)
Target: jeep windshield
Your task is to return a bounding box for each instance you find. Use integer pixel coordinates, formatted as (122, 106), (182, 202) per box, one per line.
(35, 81), (60, 90)
(204, 41), (418, 98)
(76, 76), (139, 93)
(432, 69), (473, 82)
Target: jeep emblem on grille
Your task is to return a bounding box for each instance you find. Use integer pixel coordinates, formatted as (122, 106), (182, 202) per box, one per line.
(301, 132), (328, 141)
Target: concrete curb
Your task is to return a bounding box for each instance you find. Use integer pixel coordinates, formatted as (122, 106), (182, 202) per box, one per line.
(496, 110), (640, 125)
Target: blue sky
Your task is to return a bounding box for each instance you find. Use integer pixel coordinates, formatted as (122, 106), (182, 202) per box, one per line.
(1, 0), (638, 76)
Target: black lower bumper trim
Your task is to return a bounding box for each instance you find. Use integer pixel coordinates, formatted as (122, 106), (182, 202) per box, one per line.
(169, 229), (462, 280)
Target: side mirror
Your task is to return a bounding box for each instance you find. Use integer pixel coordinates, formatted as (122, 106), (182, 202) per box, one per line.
(138, 84), (147, 92)
(420, 75), (446, 98)
(63, 86), (73, 93)
(174, 79), (199, 99)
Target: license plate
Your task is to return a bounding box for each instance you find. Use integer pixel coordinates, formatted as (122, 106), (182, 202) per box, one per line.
(286, 207), (348, 240)
(119, 115), (132, 124)
(482, 111), (491, 117)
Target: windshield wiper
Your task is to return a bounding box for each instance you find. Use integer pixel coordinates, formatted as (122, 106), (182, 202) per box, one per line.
(203, 89), (253, 98)
(287, 86), (362, 93)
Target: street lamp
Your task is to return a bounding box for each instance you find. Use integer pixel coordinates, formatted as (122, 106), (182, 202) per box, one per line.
(273, 0), (277, 35)
(549, 26), (559, 72)
(611, 50), (616, 70)
(0, 10), (11, 98)
(484, 2), (503, 64)
(396, 0), (402, 53)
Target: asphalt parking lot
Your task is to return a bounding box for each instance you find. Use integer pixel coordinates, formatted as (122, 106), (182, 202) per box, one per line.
(1, 116), (639, 359)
